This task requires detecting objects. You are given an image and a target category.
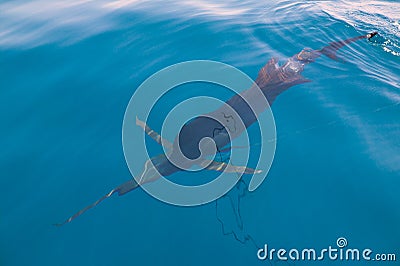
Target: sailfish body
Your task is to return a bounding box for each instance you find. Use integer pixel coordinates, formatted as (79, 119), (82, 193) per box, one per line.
(56, 31), (377, 226)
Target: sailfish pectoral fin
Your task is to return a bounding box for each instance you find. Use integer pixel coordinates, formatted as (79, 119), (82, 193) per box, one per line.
(200, 159), (262, 175)
(136, 116), (173, 150)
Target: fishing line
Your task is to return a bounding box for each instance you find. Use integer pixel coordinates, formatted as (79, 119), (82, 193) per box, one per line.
(214, 138), (294, 266)
(221, 99), (400, 149)
(212, 98), (399, 265)
(271, 99), (400, 142)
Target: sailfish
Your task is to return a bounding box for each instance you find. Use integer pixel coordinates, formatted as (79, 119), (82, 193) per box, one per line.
(56, 31), (378, 226)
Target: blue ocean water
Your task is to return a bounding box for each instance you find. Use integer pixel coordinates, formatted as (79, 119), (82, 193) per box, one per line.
(1, 1), (399, 265)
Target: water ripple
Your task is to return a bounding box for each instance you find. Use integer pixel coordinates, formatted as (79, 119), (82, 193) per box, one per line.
(318, 0), (400, 57)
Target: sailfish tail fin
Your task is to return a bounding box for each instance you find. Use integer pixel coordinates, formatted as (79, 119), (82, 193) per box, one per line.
(318, 31), (378, 61)
(54, 180), (139, 227)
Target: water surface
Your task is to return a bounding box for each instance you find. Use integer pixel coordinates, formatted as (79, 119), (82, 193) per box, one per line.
(1, 1), (399, 265)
